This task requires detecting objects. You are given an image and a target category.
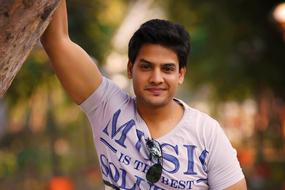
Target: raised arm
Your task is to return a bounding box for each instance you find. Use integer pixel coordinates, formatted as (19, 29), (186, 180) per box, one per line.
(40, 0), (102, 104)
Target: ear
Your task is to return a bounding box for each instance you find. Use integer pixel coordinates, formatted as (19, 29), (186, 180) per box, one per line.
(127, 60), (133, 79)
(178, 67), (186, 85)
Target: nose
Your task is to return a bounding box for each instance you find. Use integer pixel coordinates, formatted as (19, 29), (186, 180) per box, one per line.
(149, 68), (163, 84)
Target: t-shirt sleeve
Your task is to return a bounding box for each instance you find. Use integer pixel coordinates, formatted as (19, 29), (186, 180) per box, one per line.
(206, 120), (245, 190)
(79, 77), (129, 129)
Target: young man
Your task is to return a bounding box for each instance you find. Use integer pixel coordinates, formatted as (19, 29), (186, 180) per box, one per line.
(41, 0), (247, 189)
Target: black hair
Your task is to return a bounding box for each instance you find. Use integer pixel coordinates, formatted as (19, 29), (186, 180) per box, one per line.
(128, 19), (191, 69)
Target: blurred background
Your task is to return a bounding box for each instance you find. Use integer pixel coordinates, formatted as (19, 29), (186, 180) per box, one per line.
(1, 0), (285, 189)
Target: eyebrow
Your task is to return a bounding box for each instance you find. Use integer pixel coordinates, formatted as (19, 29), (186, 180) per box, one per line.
(139, 59), (176, 66)
(139, 59), (153, 64)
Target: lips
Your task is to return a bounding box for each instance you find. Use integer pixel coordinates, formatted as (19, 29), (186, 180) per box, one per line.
(145, 87), (166, 96)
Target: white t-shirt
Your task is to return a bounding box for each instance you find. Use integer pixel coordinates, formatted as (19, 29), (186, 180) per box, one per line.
(80, 77), (244, 190)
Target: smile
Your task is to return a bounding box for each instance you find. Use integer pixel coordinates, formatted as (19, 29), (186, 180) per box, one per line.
(145, 88), (166, 95)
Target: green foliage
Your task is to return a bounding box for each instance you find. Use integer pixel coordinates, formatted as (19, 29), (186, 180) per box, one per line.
(67, 0), (129, 63)
(5, 49), (53, 105)
(167, 0), (285, 100)
(5, 0), (129, 104)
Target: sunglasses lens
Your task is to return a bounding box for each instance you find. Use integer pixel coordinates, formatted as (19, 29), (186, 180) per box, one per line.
(146, 163), (163, 183)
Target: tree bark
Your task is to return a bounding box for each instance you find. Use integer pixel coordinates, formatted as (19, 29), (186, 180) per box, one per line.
(0, 0), (60, 97)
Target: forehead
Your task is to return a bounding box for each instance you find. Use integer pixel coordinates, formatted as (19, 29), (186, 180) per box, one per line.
(135, 44), (179, 65)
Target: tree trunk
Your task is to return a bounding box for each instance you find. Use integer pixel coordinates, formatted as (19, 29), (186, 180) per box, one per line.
(0, 0), (60, 97)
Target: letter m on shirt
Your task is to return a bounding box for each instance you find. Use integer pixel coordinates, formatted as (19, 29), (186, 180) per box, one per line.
(102, 109), (135, 148)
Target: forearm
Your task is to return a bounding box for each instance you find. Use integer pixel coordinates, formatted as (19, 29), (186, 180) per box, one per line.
(41, 0), (69, 48)
(39, 0), (102, 104)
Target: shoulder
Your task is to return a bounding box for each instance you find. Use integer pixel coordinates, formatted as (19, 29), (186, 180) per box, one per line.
(80, 77), (131, 114)
(178, 99), (222, 142)
(180, 99), (219, 130)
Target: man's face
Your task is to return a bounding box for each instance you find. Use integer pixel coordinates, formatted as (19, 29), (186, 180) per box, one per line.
(128, 43), (186, 108)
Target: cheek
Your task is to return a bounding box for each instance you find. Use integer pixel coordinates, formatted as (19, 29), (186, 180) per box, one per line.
(132, 71), (147, 82)
(167, 77), (181, 90)
(132, 75), (145, 90)
(167, 75), (180, 83)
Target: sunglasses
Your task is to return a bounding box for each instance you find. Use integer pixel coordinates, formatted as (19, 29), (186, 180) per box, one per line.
(145, 138), (163, 183)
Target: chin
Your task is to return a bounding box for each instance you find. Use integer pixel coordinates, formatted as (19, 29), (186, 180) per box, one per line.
(142, 97), (171, 108)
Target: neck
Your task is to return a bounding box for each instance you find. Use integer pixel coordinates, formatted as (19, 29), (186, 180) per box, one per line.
(136, 99), (182, 126)
(136, 99), (184, 138)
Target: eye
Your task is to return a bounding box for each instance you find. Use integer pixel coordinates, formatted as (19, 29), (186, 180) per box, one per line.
(162, 64), (176, 73)
(140, 63), (152, 70)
